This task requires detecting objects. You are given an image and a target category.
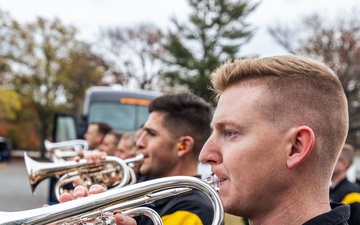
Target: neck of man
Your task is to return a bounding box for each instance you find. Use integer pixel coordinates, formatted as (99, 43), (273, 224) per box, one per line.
(248, 184), (332, 225)
(167, 161), (199, 177)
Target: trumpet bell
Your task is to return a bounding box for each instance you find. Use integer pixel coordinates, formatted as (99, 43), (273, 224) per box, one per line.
(24, 152), (131, 196)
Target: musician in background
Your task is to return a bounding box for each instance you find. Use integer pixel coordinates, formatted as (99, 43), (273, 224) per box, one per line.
(84, 122), (113, 150)
(115, 131), (135, 159)
(60, 92), (214, 225)
(98, 130), (123, 156)
(330, 143), (360, 225)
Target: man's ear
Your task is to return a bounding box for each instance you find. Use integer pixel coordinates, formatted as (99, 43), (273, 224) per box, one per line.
(177, 136), (194, 157)
(286, 126), (315, 169)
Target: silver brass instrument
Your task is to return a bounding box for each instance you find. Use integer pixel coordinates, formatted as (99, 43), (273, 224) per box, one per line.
(45, 139), (89, 162)
(0, 175), (224, 225)
(124, 153), (144, 166)
(124, 154), (144, 185)
(45, 139), (89, 151)
(25, 152), (131, 200)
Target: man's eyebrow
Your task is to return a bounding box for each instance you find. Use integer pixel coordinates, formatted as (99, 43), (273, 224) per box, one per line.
(143, 127), (156, 133)
(211, 121), (225, 130)
(212, 120), (238, 129)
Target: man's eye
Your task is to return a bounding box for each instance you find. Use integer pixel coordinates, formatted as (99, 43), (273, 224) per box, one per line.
(225, 130), (234, 137)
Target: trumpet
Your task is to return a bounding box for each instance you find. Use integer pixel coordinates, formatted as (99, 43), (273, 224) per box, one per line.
(0, 175), (224, 225)
(124, 153), (144, 185)
(25, 152), (132, 200)
(45, 139), (89, 152)
(54, 154), (144, 199)
(45, 139), (89, 162)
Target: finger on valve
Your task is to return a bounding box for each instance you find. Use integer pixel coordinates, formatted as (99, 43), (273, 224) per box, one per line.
(114, 211), (138, 225)
(75, 185), (89, 196)
(58, 192), (73, 203)
(84, 150), (107, 164)
(88, 184), (106, 195)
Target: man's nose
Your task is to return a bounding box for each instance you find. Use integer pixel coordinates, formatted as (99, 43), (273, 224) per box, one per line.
(199, 135), (220, 165)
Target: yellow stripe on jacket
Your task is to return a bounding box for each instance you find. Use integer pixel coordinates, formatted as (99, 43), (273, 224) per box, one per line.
(342, 192), (360, 204)
(162, 210), (203, 225)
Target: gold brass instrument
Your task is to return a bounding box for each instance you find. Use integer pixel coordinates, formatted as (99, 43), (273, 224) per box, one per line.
(45, 139), (89, 162)
(54, 154), (144, 199)
(0, 175), (224, 225)
(25, 152), (131, 200)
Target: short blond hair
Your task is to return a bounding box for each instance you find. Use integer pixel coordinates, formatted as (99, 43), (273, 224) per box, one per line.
(210, 55), (349, 174)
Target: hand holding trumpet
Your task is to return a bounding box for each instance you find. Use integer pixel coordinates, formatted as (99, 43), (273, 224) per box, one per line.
(59, 184), (138, 225)
(56, 151), (144, 225)
(73, 149), (107, 164)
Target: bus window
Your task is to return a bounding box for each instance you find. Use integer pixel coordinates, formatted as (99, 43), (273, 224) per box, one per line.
(55, 116), (77, 142)
(138, 105), (149, 127)
(88, 102), (149, 131)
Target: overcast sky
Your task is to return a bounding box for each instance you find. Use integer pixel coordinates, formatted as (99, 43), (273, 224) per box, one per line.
(0, 0), (358, 57)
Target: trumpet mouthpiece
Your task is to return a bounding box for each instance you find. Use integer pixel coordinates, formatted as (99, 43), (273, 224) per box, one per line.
(204, 174), (220, 191)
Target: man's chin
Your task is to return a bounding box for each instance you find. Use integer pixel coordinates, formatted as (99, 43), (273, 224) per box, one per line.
(139, 167), (150, 176)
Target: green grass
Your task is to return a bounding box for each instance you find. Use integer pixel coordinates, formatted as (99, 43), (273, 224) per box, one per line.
(224, 213), (247, 225)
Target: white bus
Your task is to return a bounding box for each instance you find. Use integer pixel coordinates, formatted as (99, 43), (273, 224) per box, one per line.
(53, 86), (162, 142)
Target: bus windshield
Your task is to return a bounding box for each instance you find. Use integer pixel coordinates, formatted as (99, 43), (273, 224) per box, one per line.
(88, 102), (149, 131)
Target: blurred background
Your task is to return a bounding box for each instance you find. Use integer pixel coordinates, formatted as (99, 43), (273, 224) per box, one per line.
(0, 1), (360, 224)
(0, 0), (359, 154)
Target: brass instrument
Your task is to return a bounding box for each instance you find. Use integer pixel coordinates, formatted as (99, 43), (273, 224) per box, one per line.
(124, 153), (144, 166)
(0, 175), (224, 225)
(124, 154), (144, 185)
(45, 139), (89, 162)
(54, 154), (144, 199)
(45, 139), (89, 151)
(25, 152), (131, 200)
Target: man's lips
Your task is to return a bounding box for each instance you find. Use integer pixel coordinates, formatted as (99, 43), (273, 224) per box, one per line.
(141, 153), (149, 159)
(211, 171), (227, 183)
(219, 178), (227, 185)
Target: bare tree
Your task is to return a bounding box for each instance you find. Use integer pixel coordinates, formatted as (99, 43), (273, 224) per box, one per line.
(268, 8), (360, 148)
(98, 23), (165, 90)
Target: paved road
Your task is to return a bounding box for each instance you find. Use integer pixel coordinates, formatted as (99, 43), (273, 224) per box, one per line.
(0, 157), (48, 212)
